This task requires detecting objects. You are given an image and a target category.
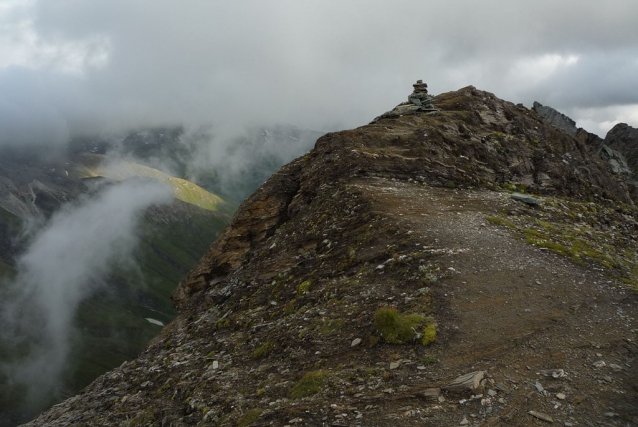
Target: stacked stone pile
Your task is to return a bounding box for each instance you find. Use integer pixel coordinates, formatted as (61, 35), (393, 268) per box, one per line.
(408, 80), (439, 112)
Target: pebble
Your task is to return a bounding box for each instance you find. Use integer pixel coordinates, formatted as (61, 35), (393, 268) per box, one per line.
(609, 363), (623, 372)
(535, 381), (545, 392)
(529, 410), (554, 423)
(389, 361), (401, 370)
(460, 416), (469, 425)
(487, 389), (497, 397)
(351, 338), (362, 347)
(592, 360), (606, 368)
(603, 376), (612, 383)
(556, 393), (566, 400)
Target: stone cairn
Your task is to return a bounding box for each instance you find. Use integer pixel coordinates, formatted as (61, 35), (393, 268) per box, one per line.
(370, 79), (439, 123)
(408, 80), (438, 112)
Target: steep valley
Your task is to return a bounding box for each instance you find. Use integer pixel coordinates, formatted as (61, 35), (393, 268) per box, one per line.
(0, 154), (234, 426)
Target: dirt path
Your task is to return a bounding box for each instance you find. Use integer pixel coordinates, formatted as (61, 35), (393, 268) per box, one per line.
(358, 178), (638, 426)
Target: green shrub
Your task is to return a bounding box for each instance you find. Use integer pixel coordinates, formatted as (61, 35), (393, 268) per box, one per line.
(373, 307), (425, 344)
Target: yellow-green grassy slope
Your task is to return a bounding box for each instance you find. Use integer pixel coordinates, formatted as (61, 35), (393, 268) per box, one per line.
(72, 153), (225, 211)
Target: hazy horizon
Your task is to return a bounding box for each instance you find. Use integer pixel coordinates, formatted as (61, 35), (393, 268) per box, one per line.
(0, 0), (637, 149)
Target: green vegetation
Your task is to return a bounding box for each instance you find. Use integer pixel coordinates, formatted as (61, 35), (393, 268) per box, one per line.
(297, 280), (312, 296)
(485, 197), (638, 290)
(317, 319), (344, 335)
(252, 341), (274, 359)
(373, 307), (426, 344)
(290, 371), (327, 399)
(127, 410), (155, 427)
(67, 209), (228, 392)
(486, 216), (515, 228)
(237, 408), (263, 426)
(422, 323), (437, 346)
(420, 355), (438, 365)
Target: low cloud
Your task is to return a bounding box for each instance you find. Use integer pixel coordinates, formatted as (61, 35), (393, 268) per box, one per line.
(0, 1), (637, 149)
(0, 179), (172, 409)
(0, 67), (69, 148)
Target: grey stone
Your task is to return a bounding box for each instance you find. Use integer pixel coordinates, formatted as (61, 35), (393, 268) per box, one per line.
(415, 388), (440, 401)
(592, 360), (606, 368)
(511, 193), (541, 206)
(351, 338), (362, 347)
(532, 101), (578, 136)
(529, 410), (554, 423)
(539, 369), (566, 379)
(443, 371), (486, 393)
(609, 363), (623, 372)
(556, 393), (566, 400)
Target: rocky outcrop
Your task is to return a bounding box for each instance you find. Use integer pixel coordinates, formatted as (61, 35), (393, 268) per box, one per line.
(23, 86), (638, 426)
(533, 102), (636, 181)
(605, 123), (638, 176)
(532, 101), (578, 136)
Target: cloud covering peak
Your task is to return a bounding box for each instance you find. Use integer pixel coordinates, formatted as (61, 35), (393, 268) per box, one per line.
(0, 0), (637, 143)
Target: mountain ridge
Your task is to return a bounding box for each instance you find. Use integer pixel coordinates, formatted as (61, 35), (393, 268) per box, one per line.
(24, 85), (638, 426)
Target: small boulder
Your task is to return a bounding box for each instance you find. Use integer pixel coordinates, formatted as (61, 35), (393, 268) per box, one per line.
(511, 193), (541, 206)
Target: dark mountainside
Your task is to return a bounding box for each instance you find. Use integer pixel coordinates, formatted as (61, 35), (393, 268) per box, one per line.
(25, 86), (638, 426)
(0, 150), (233, 426)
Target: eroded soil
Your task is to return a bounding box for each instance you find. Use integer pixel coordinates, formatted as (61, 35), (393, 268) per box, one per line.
(357, 178), (638, 426)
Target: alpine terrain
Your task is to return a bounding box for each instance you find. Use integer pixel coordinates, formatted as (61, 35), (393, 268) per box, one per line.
(23, 85), (638, 426)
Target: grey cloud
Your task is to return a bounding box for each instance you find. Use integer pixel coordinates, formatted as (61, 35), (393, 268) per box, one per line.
(0, 67), (69, 147)
(1, 1), (637, 145)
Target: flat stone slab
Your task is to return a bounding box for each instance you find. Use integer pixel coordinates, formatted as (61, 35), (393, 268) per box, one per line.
(511, 193), (541, 206)
(443, 371), (486, 393)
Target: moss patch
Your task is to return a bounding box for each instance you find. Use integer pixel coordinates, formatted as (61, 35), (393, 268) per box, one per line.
(297, 280), (312, 296)
(252, 341), (274, 359)
(422, 323), (437, 346)
(237, 408), (263, 426)
(290, 371), (327, 399)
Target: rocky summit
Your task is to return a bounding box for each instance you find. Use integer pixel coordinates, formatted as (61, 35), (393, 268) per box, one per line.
(24, 85), (638, 426)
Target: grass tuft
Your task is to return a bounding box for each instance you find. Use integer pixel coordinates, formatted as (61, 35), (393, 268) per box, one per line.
(373, 307), (426, 344)
(289, 371), (327, 399)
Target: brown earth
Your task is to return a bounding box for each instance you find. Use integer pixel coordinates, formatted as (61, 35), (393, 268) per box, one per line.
(358, 178), (638, 425)
(23, 86), (638, 426)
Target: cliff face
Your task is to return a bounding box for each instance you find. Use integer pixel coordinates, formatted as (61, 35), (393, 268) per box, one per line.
(25, 87), (638, 426)
(605, 123), (638, 176)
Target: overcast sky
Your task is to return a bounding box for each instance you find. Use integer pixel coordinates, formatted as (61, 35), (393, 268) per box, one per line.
(1, 0), (637, 145)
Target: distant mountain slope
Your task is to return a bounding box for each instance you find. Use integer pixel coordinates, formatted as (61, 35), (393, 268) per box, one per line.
(26, 86), (638, 426)
(0, 153), (234, 426)
(71, 153), (227, 212)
